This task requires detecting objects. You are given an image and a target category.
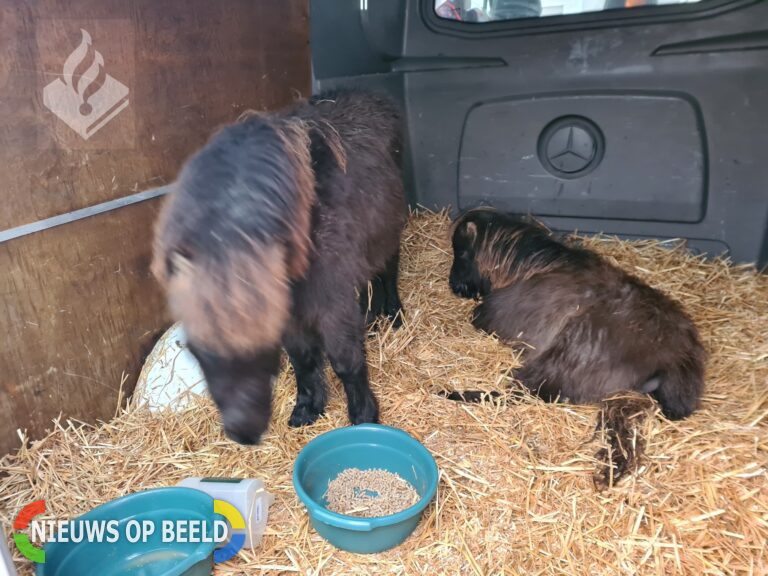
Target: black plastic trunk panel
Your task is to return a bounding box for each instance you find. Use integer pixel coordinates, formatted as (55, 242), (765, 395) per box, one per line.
(458, 94), (706, 223)
(310, 0), (768, 268)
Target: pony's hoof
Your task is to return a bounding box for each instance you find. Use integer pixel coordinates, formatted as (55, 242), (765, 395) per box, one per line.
(348, 396), (379, 425)
(289, 403), (324, 427)
(387, 308), (404, 329)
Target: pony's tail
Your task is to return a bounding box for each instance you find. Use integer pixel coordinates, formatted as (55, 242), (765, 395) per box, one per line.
(592, 392), (655, 490)
(442, 387), (657, 490)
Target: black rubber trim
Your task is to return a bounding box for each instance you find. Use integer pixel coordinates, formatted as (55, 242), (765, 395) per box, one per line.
(653, 29), (768, 55)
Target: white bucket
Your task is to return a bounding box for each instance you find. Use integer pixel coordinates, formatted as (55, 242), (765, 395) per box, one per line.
(134, 323), (208, 411)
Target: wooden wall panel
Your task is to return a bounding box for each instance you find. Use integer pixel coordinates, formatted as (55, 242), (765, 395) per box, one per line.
(0, 0), (310, 454)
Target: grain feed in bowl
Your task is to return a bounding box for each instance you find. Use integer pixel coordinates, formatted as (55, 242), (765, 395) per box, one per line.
(323, 468), (420, 517)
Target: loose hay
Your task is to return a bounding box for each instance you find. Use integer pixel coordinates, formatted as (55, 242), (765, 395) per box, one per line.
(1, 212), (766, 575)
(324, 468), (419, 518)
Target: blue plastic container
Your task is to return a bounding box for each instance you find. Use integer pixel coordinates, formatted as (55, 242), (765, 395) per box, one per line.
(37, 488), (216, 576)
(293, 424), (439, 553)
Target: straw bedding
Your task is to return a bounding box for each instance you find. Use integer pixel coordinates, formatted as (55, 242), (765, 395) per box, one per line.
(1, 212), (766, 575)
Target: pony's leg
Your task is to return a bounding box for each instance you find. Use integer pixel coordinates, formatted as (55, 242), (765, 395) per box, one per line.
(359, 275), (386, 326)
(471, 301), (493, 334)
(381, 249), (404, 327)
(284, 329), (328, 427)
(321, 296), (379, 425)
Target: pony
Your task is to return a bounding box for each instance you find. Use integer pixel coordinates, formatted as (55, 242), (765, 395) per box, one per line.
(446, 208), (706, 484)
(153, 91), (406, 444)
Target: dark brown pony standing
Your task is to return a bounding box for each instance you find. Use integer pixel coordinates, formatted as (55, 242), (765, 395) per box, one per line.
(447, 208), (706, 484)
(153, 91), (406, 444)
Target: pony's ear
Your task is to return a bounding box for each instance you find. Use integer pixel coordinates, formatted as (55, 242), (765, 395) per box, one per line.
(450, 216), (479, 244)
(169, 249), (193, 276)
(464, 221), (478, 241)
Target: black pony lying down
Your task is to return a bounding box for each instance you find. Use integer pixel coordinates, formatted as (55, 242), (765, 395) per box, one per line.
(446, 208), (706, 485)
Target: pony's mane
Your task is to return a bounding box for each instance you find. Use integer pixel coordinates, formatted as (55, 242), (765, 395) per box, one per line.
(473, 214), (597, 290)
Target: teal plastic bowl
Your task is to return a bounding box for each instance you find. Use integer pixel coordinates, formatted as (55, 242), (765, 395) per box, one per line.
(293, 424), (439, 553)
(37, 488), (216, 576)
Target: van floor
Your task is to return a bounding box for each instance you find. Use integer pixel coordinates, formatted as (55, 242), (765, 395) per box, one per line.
(2, 212), (767, 575)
